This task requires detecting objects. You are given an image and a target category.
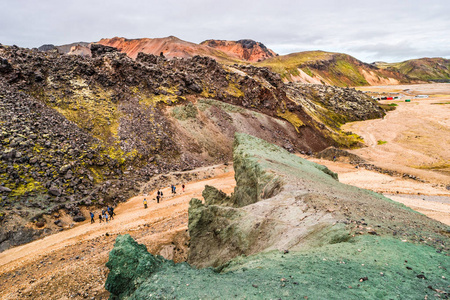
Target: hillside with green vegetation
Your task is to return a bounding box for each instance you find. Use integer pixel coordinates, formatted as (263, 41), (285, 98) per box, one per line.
(257, 51), (409, 86)
(375, 57), (450, 82)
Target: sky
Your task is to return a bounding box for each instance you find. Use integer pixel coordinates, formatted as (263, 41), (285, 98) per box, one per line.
(0, 0), (449, 63)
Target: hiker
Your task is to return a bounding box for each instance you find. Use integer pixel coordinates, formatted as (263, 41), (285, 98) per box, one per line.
(108, 206), (114, 220)
(90, 211), (95, 223)
(156, 194), (160, 203)
(98, 213), (103, 223)
(159, 190), (163, 200)
(143, 198), (148, 209)
(182, 184), (185, 192)
(104, 212), (109, 222)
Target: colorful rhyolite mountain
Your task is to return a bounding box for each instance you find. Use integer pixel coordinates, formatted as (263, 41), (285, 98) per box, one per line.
(96, 36), (241, 63)
(97, 37), (277, 63)
(200, 39), (277, 62)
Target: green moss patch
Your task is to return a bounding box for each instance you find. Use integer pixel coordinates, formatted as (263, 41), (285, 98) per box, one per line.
(106, 234), (450, 299)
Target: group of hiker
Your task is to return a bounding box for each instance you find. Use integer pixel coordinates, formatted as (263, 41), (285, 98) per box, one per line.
(89, 206), (115, 224)
(88, 184), (188, 220)
(143, 184), (186, 208)
(170, 184), (185, 194)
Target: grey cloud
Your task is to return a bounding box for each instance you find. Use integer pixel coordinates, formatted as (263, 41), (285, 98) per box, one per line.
(0, 0), (449, 62)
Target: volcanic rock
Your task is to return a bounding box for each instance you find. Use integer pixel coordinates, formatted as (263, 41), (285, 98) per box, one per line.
(72, 215), (86, 222)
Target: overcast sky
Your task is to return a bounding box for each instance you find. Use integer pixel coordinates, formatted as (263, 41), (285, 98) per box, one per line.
(1, 0), (449, 63)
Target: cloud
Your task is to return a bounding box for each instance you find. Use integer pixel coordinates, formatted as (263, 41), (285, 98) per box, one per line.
(0, 0), (449, 62)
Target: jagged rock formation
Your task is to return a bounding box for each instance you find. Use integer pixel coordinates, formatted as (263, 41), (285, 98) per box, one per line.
(201, 39), (277, 62)
(105, 134), (450, 299)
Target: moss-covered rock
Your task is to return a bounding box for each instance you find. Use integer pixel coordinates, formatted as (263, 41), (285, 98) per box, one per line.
(105, 234), (167, 299)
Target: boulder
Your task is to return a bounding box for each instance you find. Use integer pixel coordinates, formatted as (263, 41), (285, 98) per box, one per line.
(72, 215), (86, 222)
(105, 234), (165, 298)
(0, 58), (13, 74)
(59, 164), (71, 174)
(0, 186), (11, 193)
(48, 186), (61, 197)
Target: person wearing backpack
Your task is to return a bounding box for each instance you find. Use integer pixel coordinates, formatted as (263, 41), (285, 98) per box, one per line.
(90, 211), (95, 223)
(143, 198), (148, 209)
(108, 206), (114, 220)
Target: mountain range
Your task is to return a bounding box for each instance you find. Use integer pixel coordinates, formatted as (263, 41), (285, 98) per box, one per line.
(38, 36), (450, 86)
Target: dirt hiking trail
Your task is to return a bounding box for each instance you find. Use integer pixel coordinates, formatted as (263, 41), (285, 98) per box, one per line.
(0, 165), (235, 300)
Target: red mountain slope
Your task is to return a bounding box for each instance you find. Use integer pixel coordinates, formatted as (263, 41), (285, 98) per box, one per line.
(96, 36), (242, 63)
(201, 39), (277, 62)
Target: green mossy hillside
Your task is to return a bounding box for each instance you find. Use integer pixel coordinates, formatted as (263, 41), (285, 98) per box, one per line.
(257, 51), (408, 87)
(375, 58), (450, 82)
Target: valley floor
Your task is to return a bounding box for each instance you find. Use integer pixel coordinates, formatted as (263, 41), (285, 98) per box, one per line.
(348, 83), (450, 185)
(1, 84), (449, 299)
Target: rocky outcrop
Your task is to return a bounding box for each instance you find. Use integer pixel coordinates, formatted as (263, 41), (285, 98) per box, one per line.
(187, 133), (448, 267)
(105, 234), (167, 299)
(105, 134), (450, 299)
(201, 39), (277, 62)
